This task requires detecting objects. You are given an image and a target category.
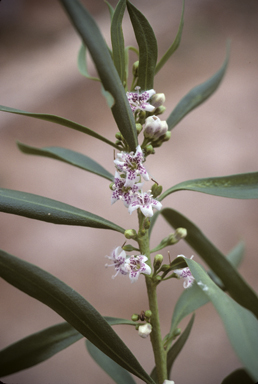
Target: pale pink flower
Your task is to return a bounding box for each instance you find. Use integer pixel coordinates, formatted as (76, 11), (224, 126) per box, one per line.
(127, 86), (156, 113)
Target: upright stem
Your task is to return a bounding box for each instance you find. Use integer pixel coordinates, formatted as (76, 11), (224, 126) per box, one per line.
(137, 211), (167, 384)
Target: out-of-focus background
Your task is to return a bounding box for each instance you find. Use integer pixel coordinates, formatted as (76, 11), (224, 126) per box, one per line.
(0, 0), (258, 383)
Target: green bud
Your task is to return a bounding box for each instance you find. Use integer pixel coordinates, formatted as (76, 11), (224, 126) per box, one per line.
(153, 254), (163, 270)
(109, 182), (114, 191)
(132, 61), (139, 77)
(155, 275), (162, 281)
(136, 123), (143, 135)
(123, 244), (136, 252)
(163, 131), (171, 142)
(124, 229), (137, 240)
(131, 314), (139, 322)
(173, 328), (181, 337)
(175, 227), (187, 239)
(144, 310), (152, 319)
(145, 144), (155, 155)
(144, 218), (150, 229)
(159, 264), (171, 272)
(115, 132), (123, 140)
(151, 183), (163, 198)
(155, 105), (166, 116)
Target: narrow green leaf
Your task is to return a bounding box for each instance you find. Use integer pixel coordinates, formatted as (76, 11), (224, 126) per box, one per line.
(208, 242), (245, 289)
(0, 188), (124, 233)
(86, 340), (137, 384)
(155, 0), (185, 74)
(111, 0), (126, 84)
(126, 1), (158, 90)
(59, 0), (138, 151)
(17, 142), (113, 181)
(104, 0), (115, 20)
(0, 317), (135, 377)
(151, 315), (195, 382)
(185, 258), (258, 381)
(221, 368), (255, 384)
(0, 250), (155, 384)
(167, 43), (230, 130)
(77, 43), (101, 81)
(161, 208), (258, 318)
(170, 283), (209, 337)
(166, 314), (194, 378)
(0, 105), (118, 149)
(0, 323), (83, 377)
(159, 172), (258, 201)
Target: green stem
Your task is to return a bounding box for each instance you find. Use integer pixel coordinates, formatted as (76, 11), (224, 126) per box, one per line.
(137, 211), (167, 384)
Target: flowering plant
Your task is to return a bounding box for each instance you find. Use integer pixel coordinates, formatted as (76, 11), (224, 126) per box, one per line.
(0, 1), (258, 383)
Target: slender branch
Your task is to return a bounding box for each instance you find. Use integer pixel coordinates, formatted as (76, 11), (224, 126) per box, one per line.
(137, 210), (167, 384)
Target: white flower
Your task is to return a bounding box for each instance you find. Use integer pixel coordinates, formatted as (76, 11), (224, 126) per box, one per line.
(138, 323), (152, 338)
(111, 171), (143, 207)
(124, 255), (151, 282)
(114, 145), (149, 188)
(173, 255), (195, 288)
(163, 381), (175, 384)
(128, 192), (162, 217)
(143, 116), (168, 141)
(105, 246), (128, 279)
(127, 86), (156, 113)
(151, 93), (166, 108)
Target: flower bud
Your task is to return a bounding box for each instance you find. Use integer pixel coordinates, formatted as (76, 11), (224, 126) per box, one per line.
(115, 132), (123, 140)
(151, 183), (163, 198)
(151, 93), (166, 108)
(109, 182), (114, 190)
(138, 323), (152, 338)
(132, 61), (139, 77)
(124, 229), (137, 240)
(153, 254), (163, 270)
(131, 314), (139, 322)
(162, 131), (171, 142)
(144, 310), (152, 319)
(136, 123), (143, 135)
(143, 116), (168, 141)
(155, 105), (166, 116)
(145, 144), (155, 155)
(123, 244), (136, 252)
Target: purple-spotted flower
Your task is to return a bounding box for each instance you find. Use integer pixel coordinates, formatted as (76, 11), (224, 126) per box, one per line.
(111, 171), (143, 207)
(124, 255), (151, 283)
(105, 246), (128, 279)
(126, 86), (156, 113)
(173, 255), (195, 288)
(114, 145), (149, 188)
(128, 192), (162, 217)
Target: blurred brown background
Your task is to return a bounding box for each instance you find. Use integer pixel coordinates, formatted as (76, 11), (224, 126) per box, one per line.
(0, 0), (258, 383)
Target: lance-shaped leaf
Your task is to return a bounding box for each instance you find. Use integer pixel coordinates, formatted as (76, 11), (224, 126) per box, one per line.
(151, 314), (195, 382)
(161, 208), (258, 318)
(105, 0), (115, 20)
(17, 142), (113, 181)
(127, 1), (158, 90)
(0, 188), (124, 233)
(111, 0), (126, 85)
(0, 317), (135, 377)
(221, 368), (255, 384)
(59, 0), (138, 151)
(0, 250), (155, 384)
(159, 172), (258, 201)
(77, 43), (101, 81)
(0, 105), (118, 149)
(155, 0), (185, 74)
(86, 340), (137, 384)
(166, 314), (195, 378)
(184, 258), (258, 381)
(166, 43), (230, 130)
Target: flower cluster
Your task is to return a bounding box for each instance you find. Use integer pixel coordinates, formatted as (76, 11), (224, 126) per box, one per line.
(112, 145), (162, 217)
(105, 246), (151, 283)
